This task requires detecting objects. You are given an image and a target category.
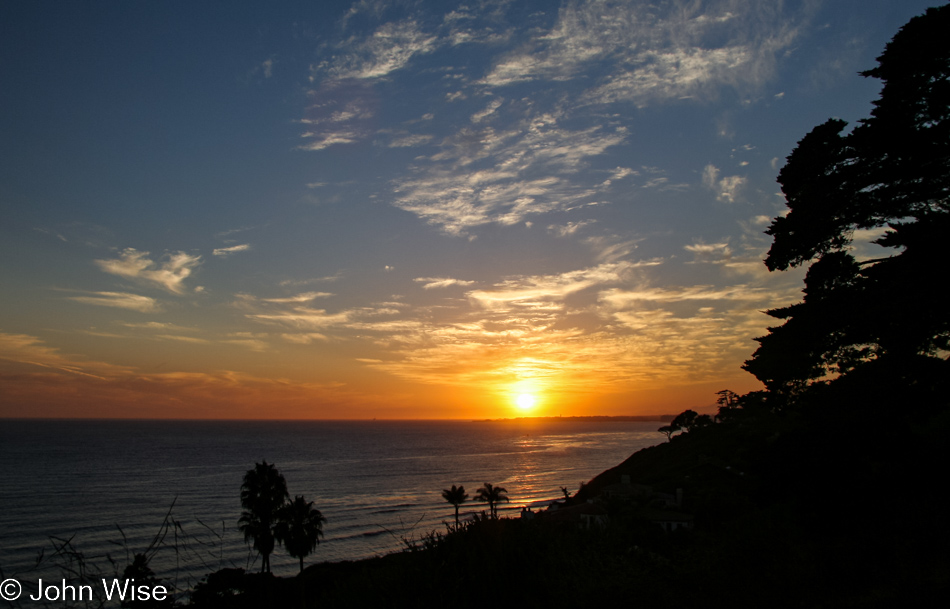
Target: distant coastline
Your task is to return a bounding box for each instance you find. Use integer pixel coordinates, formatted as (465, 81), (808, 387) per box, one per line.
(474, 415), (675, 423)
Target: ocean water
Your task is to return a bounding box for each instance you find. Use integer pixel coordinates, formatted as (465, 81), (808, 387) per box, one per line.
(0, 419), (663, 591)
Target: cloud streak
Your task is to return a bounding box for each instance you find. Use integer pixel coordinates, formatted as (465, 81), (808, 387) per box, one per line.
(392, 118), (625, 234)
(703, 164), (747, 202)
(483, 0), (802, 107)
(326, 20), (438, 80)
(467, 262), (630, 308)
(414, 277), (476, 290)
(296, 1), (806, 236)
(95, 248), (201, 294)
(213, 244), (250, 257)
(0, 332), (358, 418)
(68, 291), (162, 313)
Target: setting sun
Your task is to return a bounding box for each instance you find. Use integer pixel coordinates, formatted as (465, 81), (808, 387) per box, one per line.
(515, 394), (537, 411)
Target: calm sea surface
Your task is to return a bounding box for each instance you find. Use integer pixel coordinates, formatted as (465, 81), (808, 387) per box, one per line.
(0, 419), (663, 591)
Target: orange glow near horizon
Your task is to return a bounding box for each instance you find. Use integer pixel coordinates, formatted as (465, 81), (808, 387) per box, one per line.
(0, 330), (765, 420)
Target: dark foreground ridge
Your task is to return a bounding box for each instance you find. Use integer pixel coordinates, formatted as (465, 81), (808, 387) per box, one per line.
(183, 399), (949, 608)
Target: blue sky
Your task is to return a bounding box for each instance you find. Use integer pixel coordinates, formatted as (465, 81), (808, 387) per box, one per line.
(0, 0), (941, 419)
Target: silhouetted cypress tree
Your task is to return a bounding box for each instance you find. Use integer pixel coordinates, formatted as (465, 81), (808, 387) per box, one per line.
(744, 4), (950, 414)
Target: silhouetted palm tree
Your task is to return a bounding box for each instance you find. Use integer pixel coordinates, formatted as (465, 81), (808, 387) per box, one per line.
(441, 484), (468, 528)
(238, 512), (276, 573)
(474, 482), (509, 519)
(275, 495), (327, 573)
(239, 460), (289, 573)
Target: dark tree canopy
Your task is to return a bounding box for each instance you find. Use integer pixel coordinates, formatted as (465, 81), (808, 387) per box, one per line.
(239, 461), (289, 573)
(474, 482), (508, 519)
(765, 4), (950, 272)
(442, 484), (468, 528)
(745, 4), (950, 407)
(275, 495), (326, 573)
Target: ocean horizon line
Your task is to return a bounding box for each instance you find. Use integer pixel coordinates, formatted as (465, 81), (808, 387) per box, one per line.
(0, 415), (677, 422)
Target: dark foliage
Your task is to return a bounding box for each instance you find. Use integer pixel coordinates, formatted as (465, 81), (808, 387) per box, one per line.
(441, 484), (468, 529)
(186, 405), (949, 608)
(744, 4), (950, 413)
(121, 554), (176, 609)
(473, 482), (508, 519)
(274, 496), (326, 573)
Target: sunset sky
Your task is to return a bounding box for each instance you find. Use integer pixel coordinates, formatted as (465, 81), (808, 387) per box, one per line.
(0, 0), (938, 419)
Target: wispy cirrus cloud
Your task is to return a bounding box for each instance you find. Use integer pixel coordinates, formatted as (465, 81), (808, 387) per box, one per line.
(120, 321), (194, 332)
(299, 79), (379, 151)
(684, 241), (732, 264)
(467, 262), (631, 308)
(262, 292), (334, 303)
(470, 97), (505, 123)
(213, 244), (250, 257)
(280, 332), (330, 344)
(298, 1), (804, 235)
(79, 319), (275, 354)
(327, 20), (438, 80)
(600, 284), (772, 307)
(279, 274), (342, 287)
(0, 332), (133, 380)
(67, 291), (162, 313)
(299, 128), (365, 151)
(224, 250), (799, 396)
(95, 248), (201, 294)
(247, 307), (353, 330)
(300, 19), (442, 151)
(414, 277), (476, 290)
(482, 0), (804, 107)
(155, 334), (210, 344)
(386, 133), (435, 148)
(392, 117), (625, 235)
(0, 332), (358, 418)
(548, 220), (596, 237)
(702, 164), (747, 202)
(343, 283), (784, 393)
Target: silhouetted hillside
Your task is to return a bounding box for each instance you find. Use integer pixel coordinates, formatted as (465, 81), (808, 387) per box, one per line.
(183, 403), (949, 609)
